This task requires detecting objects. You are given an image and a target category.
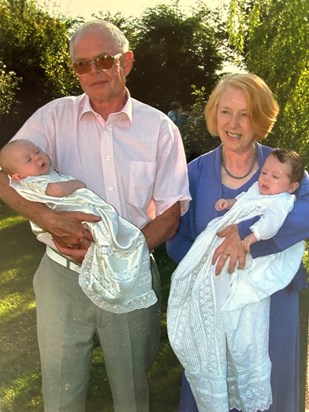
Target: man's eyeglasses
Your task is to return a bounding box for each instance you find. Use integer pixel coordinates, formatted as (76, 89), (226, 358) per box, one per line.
(72, 53), (123, 76)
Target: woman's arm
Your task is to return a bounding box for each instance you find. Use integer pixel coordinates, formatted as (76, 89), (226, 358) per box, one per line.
(166, 207), (195, 264)
(214, 172), (309, 274)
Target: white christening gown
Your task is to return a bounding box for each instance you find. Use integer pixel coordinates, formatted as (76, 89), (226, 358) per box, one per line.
(10, 169), (157, 314)
(167, 182), (304, 412)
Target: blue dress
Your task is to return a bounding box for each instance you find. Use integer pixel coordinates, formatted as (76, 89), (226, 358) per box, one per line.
(166, 143), (309, 412)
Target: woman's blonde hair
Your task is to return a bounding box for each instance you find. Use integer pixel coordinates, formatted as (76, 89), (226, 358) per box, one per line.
(205, 73), (279, 141)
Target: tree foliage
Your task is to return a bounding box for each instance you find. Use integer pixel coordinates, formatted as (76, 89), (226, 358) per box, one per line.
(0, 62), (20, 115)
(0, 0), (226, 146)
(180, 85), (220, 161)
(0, 0), (80, 143)
(0, 0), (307, 167)
(95, 2), (225, 112)
(227, 0), (309, 166)
(127, 2), (224, 111)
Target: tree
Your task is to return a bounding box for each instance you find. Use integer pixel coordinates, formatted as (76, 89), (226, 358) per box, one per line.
(0, 0), (227, 152)
(126, 2), (224, 112)
(180, 85), (220, 161)
(0, 0), (79, 143)
(227, 0), (309, 166)
(0, 62), (20, 115)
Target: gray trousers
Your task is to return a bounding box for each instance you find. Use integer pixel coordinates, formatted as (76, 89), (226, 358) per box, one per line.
(33, 253), (161, 412)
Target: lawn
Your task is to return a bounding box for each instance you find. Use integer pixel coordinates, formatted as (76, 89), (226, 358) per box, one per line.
(0, 202), (308, 411)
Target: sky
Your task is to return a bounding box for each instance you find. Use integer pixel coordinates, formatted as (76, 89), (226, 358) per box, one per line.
(37, 0), (222, 20)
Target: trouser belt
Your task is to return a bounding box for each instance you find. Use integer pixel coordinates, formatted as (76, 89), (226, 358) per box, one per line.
(46, 246), (81, 273)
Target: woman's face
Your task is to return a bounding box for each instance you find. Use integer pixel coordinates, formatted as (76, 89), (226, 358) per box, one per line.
(217, 86), (256, 153)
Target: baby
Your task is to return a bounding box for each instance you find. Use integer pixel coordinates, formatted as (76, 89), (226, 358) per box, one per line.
(0, 139), (157, 314)
(215, 148), (303, 252)
(167, 148), (305, 412)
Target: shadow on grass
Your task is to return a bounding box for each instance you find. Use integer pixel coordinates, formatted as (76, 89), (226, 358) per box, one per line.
(0, 213), (44, 411)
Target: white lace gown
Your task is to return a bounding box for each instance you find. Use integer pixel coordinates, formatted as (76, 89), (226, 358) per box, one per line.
(167, 182), (305, 412)
(10, 170), (157, 314)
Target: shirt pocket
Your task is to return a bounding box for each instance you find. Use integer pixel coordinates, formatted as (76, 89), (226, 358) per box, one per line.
(128, 161), (156, 209)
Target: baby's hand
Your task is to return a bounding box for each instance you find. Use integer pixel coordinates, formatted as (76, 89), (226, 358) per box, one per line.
(242, 239), (251, 253)
(215, 198), (229, 211)
(242, 233), (257, 253)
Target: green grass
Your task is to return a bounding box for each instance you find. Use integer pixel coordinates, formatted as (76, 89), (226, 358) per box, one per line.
(0, 203), (181, 412)
(0, 202), (308, 411)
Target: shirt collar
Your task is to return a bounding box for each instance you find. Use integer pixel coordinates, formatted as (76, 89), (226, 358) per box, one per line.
(79, 88), (133, 124)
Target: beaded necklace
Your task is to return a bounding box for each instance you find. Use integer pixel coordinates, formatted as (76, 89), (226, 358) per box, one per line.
(221, 144), (258, 180)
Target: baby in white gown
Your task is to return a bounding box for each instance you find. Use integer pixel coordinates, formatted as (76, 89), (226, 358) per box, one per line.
(167, 149), (305, 412)
(0, 139), (157, 314)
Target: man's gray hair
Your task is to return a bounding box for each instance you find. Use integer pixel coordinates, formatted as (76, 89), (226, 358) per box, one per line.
(69, 20), (130, 60)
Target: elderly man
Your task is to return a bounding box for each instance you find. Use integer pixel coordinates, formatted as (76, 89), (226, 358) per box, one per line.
(0, 20), (190, 412)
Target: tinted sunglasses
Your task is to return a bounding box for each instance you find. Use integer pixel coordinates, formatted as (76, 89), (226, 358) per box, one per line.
(72, 53), (123, 76)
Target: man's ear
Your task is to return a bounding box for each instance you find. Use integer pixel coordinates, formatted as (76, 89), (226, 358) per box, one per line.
(122, 51), (134, 77)
(288, 181), (299, 193)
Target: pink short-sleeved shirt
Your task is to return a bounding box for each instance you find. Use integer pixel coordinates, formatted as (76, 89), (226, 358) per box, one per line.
(13, 90), (191, 228)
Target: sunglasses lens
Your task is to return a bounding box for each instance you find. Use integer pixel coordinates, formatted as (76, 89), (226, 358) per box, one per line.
(73, 61), (91, 75)
(73, 54), (120, 75)
(96, 55), (115, 70)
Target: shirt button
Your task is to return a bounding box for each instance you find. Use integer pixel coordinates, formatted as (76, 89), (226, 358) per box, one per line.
(105, 155), (110, 161)
(108, 186), (114, 192)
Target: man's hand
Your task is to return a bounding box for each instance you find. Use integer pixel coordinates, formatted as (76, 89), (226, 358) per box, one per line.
(212, 224), (247, 275)
(53, 237), (91, 263)
(40, 209), (101, 263)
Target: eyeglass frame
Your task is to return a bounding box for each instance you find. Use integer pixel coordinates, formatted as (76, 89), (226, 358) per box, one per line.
(72, 52), (123, 76)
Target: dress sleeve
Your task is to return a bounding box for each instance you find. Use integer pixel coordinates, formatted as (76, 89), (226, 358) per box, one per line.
(249, 195), (295, 241)
(166, 204), (195, 264)
(166, 162), (197, 263)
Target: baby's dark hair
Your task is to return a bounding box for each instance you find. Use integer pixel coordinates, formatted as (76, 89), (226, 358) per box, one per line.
(270, 148), (304, 183)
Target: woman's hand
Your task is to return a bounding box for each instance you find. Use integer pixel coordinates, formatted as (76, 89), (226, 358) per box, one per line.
(212, 224), (247, 275)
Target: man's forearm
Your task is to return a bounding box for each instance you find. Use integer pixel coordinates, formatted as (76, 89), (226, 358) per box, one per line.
(142, 202), (180, 251)
(0, 171), (51, 230)
(0, 171), (101, 255)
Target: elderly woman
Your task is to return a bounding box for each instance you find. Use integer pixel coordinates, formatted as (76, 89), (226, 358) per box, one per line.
(167, 73), (309, 412)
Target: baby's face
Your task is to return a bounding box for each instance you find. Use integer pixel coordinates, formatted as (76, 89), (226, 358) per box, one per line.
(258, 155), (296, 195)
(10, 140), (51, 179)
